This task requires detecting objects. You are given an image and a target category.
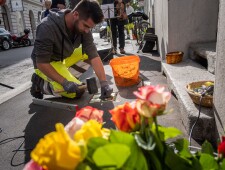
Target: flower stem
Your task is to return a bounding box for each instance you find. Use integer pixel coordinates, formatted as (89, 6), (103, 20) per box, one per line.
(140, 116), (146, 136)
(154, 117), (160, 138)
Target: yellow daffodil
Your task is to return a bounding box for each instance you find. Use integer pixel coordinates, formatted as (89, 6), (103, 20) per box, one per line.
(31, 123), (86, 170)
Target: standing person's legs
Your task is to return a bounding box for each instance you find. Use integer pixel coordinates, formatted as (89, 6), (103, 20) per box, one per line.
(125, 24), (130, 39)
(110, 19), (118, 53)
(129, 23), (134, 38)
(118, 22), (125, 54)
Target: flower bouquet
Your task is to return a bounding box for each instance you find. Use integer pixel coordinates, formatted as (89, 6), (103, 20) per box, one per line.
(24, 85), (225, 170)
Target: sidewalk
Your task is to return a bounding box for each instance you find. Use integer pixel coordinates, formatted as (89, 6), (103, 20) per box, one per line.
(0, 32), (192, 170)
(0, 58), (33, 104)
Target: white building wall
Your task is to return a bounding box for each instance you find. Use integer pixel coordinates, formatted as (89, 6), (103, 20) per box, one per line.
(154, 0), (219, 60)
(154, 0), (168, 59)
(144, 0), (155, 28)
(214, 0), (225, 137)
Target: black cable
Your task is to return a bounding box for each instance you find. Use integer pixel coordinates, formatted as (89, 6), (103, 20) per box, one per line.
(188, 85), (214, 148)
(0, 136), (24, 145)
(11, 138), (32, 167)
(189, 96), (203, 148)
(0, 83), (14, 89)
(0, 131), (32, 167)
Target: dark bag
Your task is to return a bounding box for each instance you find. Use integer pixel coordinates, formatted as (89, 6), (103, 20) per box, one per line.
(142, 41), (155, 53)
(98, 48), (113, 62)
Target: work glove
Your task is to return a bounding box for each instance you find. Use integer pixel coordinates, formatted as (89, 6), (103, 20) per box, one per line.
(62, 79), (82, 94)
(100, 80), (113, 99)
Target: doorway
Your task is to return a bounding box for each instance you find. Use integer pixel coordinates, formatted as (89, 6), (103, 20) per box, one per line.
(29, 10), (36, 40)
(1, 5), (11, 31)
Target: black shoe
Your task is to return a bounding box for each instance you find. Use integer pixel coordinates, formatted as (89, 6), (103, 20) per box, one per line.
(30, 73), (44, 99)
(120, 48), (126, 54)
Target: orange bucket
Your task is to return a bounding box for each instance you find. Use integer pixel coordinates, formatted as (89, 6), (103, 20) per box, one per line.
(110, 55), (140, 87)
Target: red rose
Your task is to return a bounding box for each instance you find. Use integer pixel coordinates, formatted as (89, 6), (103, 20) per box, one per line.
(218, 136), (225, 157)
(109, 102), (140, 132)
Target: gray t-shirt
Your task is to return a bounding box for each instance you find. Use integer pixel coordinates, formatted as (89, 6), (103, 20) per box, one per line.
(31, 9), (98, 68)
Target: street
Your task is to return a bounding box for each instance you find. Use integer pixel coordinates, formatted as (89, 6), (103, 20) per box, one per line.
(0, 46), (34, 98)
(0, 46), (33, 69)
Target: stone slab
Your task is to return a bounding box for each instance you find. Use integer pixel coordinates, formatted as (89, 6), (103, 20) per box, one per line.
(189, 42), (217, 74)
(162, 59), (217, 144)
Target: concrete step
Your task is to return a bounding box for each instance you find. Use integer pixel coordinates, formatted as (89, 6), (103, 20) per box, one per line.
(162, 59), (217, 144)
(189, 41), (216, 74)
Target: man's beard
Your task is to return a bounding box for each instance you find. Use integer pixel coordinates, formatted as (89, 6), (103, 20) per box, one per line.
(73, 20), (83, 33)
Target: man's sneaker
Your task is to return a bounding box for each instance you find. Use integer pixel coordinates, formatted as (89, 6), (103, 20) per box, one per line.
(30, 73), (44, 99)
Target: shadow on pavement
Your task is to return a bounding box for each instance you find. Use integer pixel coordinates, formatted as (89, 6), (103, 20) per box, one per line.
(23, 98), (116, 163)
(24, 103), (75, 163)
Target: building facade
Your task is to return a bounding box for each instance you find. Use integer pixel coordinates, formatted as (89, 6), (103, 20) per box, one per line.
(144, 0), (225, 142)
(0, 0), (43, 40)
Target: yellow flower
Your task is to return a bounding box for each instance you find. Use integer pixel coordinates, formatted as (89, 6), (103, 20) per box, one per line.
(31, 123), (85, 170)
(102, 128), (111, 140)
(74, 120), (103, 143)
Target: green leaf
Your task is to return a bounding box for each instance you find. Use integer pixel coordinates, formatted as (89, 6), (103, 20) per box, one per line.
(92, 143), (130, 169)
(109, 130), (148, 170)
(87, 137), (109, 159)
(165, 147), (199, 170)
(220, 159), (225, 170)
(199, 153), (219, 170)
(147, 150), (163, 170)
(174, 139), (192, 158)
(201, 140), (214, 156)
(191, 157), (203, 170)
(76, 162), (92, 170)
(154, 124), (182, 141)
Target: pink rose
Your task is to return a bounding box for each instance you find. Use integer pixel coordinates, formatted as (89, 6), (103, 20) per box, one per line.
(75, 106), (103, 123)
(65, 117), (85, 138)
(134, 85), (171, 105)
(23, 160), (44, 170)
(136, 99), (166, 118)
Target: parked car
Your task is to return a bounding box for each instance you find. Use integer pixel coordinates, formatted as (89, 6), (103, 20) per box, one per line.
(0, 28), (13, 50)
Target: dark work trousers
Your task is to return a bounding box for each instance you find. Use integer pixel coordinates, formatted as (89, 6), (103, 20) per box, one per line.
(110, 18), (125, 50)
